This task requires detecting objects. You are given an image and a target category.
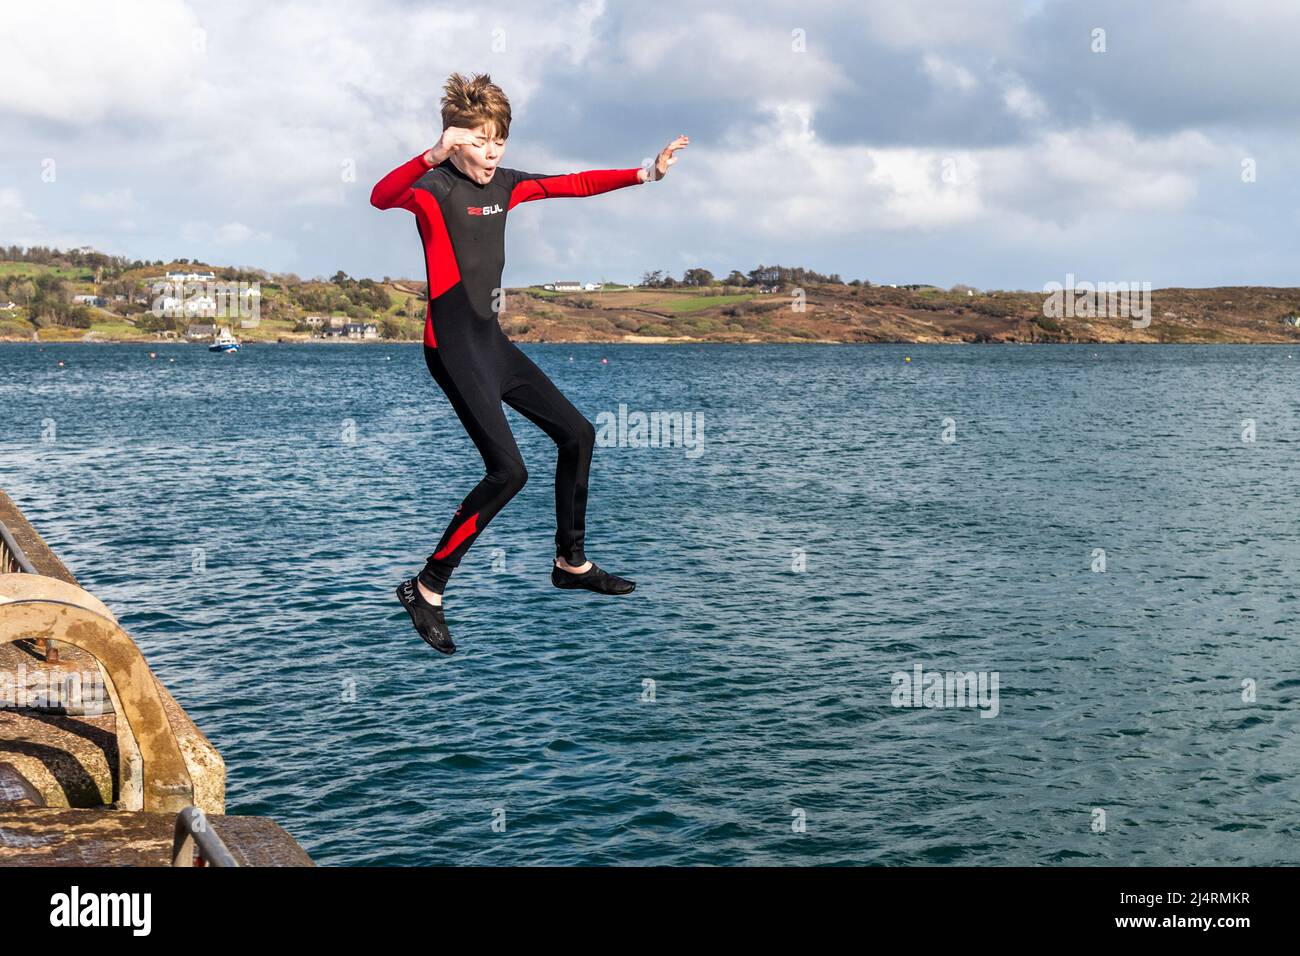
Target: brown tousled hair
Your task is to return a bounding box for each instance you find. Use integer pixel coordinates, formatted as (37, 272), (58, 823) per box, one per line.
(440, 72), (512, 139)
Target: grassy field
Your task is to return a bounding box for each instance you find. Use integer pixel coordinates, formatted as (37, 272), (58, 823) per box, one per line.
(524, 286), (763, 314)
(526, 285), (636, 298)
(0, 314), (33, 337)
(656, 293), (760, 313)
(79, 318), (141, 338)
(0, 262), (90, 280)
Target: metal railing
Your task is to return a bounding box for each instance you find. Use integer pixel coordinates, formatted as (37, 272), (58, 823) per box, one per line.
(172, 806), (239, 867)
(0, 517), (59, 662)
(0, 518), (36, 574)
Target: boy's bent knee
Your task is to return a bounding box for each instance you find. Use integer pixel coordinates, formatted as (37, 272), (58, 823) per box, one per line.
(492, 458), (528, 494)
(561, 417), (596, 454)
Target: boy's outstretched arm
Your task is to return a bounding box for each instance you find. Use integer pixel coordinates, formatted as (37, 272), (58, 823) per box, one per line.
(506, 168), (643, 209)
(507, 134), (689, 210)
(370, 149), (435, 211)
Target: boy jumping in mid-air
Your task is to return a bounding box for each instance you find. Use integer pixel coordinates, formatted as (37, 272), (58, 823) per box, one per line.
(371, 71), (688, 655)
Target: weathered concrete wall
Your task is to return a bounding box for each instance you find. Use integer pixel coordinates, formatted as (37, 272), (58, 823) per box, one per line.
(0, 489), (225, 814)
(0, 806), (314, 866)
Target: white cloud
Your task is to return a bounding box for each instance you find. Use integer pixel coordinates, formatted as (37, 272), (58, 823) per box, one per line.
(0, 189), (43, 246)
(864, 151), (984, 229)
(1002, 81), (1048, 121)
(0, 189), (38, 228)
(982, 125), (1225, 219)
(1, 0), (1295, 287)
(613, 12), (851, 102)
(922, 54), (979, 93)
(79, 189), (136, 212)
(181, 221), (272, 244)
(683, 101), (985, 236)
(683, 99), (1230, 244)
(858, 0), (1026, 54)
(0, 0), (201, 124)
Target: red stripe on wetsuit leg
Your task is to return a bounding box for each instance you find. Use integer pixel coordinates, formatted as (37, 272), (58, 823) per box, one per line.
(433, 511), (479, 560)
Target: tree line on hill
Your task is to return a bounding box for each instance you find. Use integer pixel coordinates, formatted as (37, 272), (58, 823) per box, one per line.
(0, 271), (93, 328)
(4, 244), (969, 336)
(638, 265), (851, 289)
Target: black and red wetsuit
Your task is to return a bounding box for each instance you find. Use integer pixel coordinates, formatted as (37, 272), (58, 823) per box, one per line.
(370, 150), (644, 593)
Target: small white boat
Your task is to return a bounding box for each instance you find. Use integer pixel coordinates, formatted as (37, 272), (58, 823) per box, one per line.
(209, 327), (241, 353)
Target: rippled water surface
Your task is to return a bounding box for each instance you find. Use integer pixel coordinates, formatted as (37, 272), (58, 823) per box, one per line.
(2, 342), (1298, 865)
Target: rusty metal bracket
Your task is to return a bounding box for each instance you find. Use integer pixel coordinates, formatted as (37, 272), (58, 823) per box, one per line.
(0, 598), (194, 813)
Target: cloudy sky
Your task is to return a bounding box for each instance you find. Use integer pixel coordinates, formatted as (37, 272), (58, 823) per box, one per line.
(3, 0), (1297, 289)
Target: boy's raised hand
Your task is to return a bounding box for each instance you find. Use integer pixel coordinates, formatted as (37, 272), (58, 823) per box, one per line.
(426, 126), (486, 166)
(644, 134), (689, 182)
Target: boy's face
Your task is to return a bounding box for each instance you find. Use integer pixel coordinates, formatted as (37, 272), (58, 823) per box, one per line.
(454, 121), (506, 183)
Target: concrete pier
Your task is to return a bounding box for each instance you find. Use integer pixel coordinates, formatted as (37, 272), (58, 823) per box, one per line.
(0, 488), (312, 866)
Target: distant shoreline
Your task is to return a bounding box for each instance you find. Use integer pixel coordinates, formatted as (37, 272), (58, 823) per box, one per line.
(6, 263), (1300, 345)
(4, 338), (1299, 348)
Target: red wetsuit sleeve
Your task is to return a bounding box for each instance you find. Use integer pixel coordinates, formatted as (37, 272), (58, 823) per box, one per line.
(370, 150), (436, 211)
(508, 168), (643, 209)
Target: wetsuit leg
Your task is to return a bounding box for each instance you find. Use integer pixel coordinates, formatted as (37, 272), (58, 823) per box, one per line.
(499, 345), (596, 566)
(418, 344), (528, 593)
